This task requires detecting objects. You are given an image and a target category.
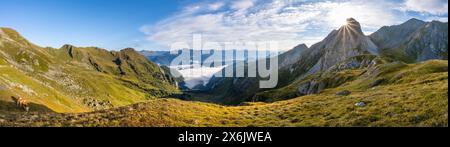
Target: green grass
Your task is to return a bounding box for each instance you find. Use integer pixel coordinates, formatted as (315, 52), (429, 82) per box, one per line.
(1, 60), (447, 127)
(1, 27), (447, 127)
(256, 69), (364, 102)
(0, 66), (89, 112)
(1, 27), (179, 113)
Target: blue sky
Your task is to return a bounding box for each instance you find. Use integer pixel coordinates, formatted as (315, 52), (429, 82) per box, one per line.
(0, 0), (182, 50)
(1, 0), (448, 51)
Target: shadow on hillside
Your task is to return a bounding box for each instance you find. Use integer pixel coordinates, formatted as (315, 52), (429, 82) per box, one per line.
(0, 100), (54, 113)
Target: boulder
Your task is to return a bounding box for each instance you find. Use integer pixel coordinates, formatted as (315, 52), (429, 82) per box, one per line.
(336, 90), (351, 96)
(297, 82), (311, 96)
(369, 78), (385, 88)
(355, 102), (366, 107)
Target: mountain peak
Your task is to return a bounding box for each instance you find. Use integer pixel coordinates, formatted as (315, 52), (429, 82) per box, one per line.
(0, 27), (32, 46)
(311, 18), (378, 71)
(0, 27), (21, 38)
(346, 18), (358, 24)
(294, 43), (308, 49)
(343, 18), (363, 34)
(405, 18), (425, 24)
(400, 18), (427, 28)
(61, 44), (76, 49)
(121, 48), (137, 53)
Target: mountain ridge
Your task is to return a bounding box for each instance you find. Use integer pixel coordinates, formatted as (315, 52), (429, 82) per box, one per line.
(0, 27), (180, 112)
(370, 18), (448, 62)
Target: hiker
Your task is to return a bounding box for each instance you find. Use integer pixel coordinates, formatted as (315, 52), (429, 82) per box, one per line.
(11, 96), (30, 112)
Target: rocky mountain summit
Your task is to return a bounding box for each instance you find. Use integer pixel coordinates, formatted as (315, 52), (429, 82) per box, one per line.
(310, 18), (379, 72)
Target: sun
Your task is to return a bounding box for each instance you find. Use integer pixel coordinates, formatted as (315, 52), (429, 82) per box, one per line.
(327, 3), (361, 28)
(339, 18), (350, 26)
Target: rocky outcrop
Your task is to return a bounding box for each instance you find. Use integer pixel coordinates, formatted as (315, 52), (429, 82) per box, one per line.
(82, 98), (113, 110)
(336, 90), (351, 96)
(309, 18), (379, 73)
(325, 55), (382, 73)
(296, 55), (385, 96)
(297, 80), (324, 96)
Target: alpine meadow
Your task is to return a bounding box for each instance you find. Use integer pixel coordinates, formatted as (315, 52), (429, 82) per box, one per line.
(0, 0), (448, 127)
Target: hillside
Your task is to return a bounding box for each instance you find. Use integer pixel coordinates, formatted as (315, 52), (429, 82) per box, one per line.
(1, 60), (447, 127)
(0, 27), (180, 113)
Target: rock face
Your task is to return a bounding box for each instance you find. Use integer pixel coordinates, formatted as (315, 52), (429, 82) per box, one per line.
(370, 19), (426, 50)
(297, 80), (325, 96)
(370, 18), (448, 62)
(309, 18), (378, 73)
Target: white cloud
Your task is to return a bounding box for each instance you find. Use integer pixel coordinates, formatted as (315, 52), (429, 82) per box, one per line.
(231, 0), (255, 11)
(209, 2), (225, 11)
(425, 16), (449, 22)
(320, 1), (400, 30)
(139, 0), (444, 51)
(403, 0), (448, 15)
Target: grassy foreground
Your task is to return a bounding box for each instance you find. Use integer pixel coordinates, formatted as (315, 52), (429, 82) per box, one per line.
(1, 60), (447, 127)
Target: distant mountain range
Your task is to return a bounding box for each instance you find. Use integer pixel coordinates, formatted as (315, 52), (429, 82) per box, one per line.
(140, 49), (281, 67)
(140, 49), (282, 91)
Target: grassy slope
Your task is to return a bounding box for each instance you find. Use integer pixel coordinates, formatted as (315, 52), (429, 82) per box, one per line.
(0, 65), (88, 112)
(1, 60), (447, 127)
(254, 55), (388, 102)
(0, 27), (179, 113)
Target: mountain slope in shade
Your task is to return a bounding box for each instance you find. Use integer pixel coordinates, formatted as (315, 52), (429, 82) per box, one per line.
(0, 27), (180, 113)
(278, 44), (308, 68)
(140, 50), (180, 66)
(370, 18), (448, 62)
